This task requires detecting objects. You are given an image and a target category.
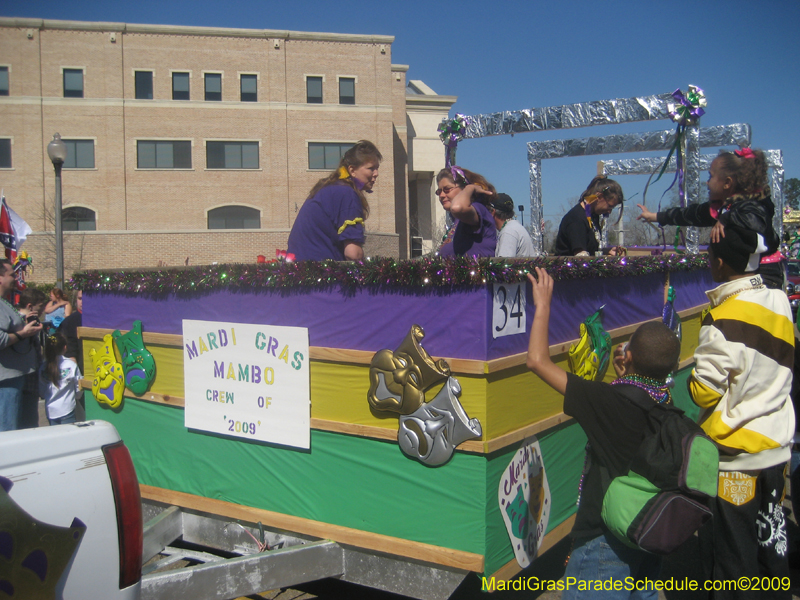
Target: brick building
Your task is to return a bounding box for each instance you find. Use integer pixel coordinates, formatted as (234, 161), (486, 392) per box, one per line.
(0, 18), (455, 282)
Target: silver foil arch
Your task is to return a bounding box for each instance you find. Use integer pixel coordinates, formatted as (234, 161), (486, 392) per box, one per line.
(601, 148), (785, 243)
(526, 124), (752, 254)
(455, 93), (676, 140)
(444, 90), (752, 256)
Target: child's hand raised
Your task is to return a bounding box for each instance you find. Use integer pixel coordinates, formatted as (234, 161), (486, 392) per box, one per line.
(637, 204), (657, 223)
(527, 267), (553, 308)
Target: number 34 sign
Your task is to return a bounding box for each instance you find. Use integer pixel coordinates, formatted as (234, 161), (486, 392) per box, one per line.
(492, 283), (526, 339)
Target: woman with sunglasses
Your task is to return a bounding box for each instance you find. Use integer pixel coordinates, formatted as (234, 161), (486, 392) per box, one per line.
(435, 166), (497, 257)
(555, 175), (624, 256)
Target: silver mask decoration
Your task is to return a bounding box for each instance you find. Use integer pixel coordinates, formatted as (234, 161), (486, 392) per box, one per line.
(398, 377), (482, 467)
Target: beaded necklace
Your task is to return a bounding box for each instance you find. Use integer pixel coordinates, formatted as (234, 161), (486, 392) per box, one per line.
(611, 374), (672, 405)
(0, 297), (21, 320)
(575, 373), (673, 510)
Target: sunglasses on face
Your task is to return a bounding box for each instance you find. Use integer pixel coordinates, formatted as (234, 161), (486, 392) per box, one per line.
(436, 185), (459, 196)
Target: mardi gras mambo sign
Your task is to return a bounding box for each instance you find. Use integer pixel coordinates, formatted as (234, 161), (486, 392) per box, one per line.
(182, 320), (310, 449)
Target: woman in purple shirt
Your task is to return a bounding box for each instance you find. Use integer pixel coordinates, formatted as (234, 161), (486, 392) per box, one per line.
(288, 140), (382, 261)
(435, 166), (497, 257)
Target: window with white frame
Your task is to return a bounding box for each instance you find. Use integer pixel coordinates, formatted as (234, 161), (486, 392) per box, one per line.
(134, 71), (153, 99)
(0, 67), (8, 96)
(62, 207), (96, 231)
(63, 139), (95, 169)
(240, 74), (257, 102)
(137, 140), (192, 169)
(306, 76), (322, 104)
(63, 68), (84, 98)
(307, 142), (353, 170)
(172, 72), (190, 100)
(207, 206), (260, 229)
(339, 77), (355, 105)
(206, 141), (259, 169)
(0, 139), (10, 168)
(204, 73), (222, 101)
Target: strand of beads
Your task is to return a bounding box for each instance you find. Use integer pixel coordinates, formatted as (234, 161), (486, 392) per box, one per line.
(611, 374), (672, 405)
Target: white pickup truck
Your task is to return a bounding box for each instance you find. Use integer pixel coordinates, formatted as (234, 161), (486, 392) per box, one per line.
(0, 420), (142, 599)
(1, 420), (451, 600)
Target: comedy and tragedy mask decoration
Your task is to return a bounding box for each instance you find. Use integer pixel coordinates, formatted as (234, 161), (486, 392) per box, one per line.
(90, 334), (124, 408)
(367, 324), (450, 415)
(398, 377), (482, 467)
(367, 324), (482, 466)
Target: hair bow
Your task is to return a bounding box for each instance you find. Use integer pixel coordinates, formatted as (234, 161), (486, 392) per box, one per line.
(734, 147), (755, 159)
(449, 166), (469, 185)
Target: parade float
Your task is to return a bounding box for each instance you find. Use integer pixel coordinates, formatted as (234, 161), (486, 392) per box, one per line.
(72, 87), (780, 598)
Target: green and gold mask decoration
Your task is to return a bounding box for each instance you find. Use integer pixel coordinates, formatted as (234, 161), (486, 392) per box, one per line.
(112, 320), (156, 396)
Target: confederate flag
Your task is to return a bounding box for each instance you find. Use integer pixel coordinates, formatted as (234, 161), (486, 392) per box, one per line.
(0, 195), (30, 263)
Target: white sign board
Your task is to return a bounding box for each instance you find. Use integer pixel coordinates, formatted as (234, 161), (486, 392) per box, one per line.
(182, 320), (310, 449)
(492, 283), (526, 339)
(498, 436), (551, 568)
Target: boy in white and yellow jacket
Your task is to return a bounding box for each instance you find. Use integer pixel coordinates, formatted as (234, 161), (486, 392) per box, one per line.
(690, 223), (794, 599)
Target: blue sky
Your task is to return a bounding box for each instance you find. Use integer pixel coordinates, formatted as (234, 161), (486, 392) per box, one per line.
(4, 0), (798, 225)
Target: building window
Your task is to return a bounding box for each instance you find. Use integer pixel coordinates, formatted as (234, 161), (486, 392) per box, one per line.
(308, 142), (353, 170)
(63, 140), (95, 169)
(240, 74), (257, 102)
(134, 71), (153, 99)
(204, 73), (221, 101)
(137, 141), (192, 169)
(206, 141), (258, 169)
(63, 68), (84, 98)
(0, 139), (10, 168)
(0, 67), (8, 96)
(62, 207), (96, 231)
(339, 77), (355, 105)
(306, 76), (322, 104)
(208, 206), (260, 229)
(172, 72), (190, 100)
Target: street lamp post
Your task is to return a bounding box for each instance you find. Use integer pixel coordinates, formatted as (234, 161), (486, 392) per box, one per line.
(47, 133), (67, 290)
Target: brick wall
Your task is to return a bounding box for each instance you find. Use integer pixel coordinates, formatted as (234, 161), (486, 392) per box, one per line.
(0, 19), (404, 284)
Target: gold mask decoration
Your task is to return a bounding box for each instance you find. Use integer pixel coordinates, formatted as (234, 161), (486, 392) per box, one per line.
(367, 324), (450, 415)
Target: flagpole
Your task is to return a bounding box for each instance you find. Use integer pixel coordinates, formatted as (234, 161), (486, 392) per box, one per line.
(47, 133), (67, 290)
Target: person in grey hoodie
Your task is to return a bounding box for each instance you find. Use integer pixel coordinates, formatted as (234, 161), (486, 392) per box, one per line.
(0, 259), (43, 431)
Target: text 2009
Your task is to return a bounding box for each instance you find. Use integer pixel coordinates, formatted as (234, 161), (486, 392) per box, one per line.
(228, 420), (257, 435)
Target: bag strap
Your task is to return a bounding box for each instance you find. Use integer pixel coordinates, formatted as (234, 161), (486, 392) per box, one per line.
(597, 384), (685, 493)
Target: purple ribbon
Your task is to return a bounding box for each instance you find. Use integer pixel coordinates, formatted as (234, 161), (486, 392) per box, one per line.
(438, 114), (466, 168)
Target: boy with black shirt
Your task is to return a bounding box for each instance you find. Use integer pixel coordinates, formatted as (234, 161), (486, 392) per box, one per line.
(526, 267), (680, 599)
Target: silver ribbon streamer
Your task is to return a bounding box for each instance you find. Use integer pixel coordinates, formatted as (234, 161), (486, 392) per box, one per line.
(458, 94), (675, 140)
(526, 124), (750, 161)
